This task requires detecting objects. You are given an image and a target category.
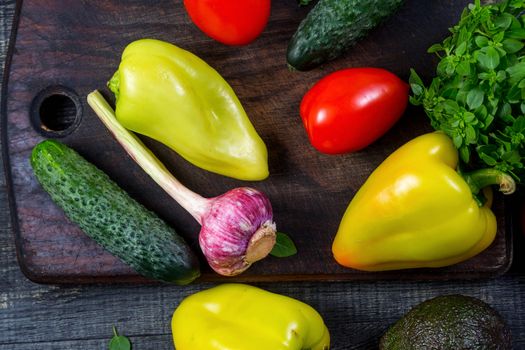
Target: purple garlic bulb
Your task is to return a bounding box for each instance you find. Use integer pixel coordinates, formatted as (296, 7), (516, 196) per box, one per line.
(199, 187), (276, 276)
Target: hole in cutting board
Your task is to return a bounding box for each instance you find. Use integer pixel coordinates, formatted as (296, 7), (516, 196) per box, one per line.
(31, 86), (82, 137)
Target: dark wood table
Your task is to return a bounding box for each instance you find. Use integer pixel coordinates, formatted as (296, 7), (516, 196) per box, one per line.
(1, 1), (525, 349)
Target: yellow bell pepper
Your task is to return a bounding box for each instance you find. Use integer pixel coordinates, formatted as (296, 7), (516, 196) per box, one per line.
(171, 284), (330, 350)
(108, 39), (269, 181)
(332, 132), (515, 271)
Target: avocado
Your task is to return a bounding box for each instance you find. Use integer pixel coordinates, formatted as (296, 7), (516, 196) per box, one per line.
(380, 295), (512, 350)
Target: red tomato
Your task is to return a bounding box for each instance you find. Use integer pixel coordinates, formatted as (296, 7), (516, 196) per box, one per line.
(183, 0), (271, 46)
(300, 68), (409, 154)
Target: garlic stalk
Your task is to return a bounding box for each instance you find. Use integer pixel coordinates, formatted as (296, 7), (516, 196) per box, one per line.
(87, 90), (276, 276)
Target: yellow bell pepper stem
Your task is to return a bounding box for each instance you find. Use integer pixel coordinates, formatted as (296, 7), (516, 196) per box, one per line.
(332, 132), (514, 272)
(462, 168), (516, 196)
(108, 39), (269, 181)
(172, 284), (330, 350)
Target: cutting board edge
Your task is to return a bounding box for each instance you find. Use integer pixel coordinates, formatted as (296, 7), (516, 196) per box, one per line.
(1, 0), (26, 284)
(2, 0), (515, 285)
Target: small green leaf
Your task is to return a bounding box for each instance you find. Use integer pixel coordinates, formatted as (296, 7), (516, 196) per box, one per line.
(502, 150), (521, 163)
(479, 46), (501, 69)
(496, 70), (507, 82)
(507, 62), (525, 85)
(109, 327), (131, 350)
(270, 232), (297, 258)
(410, 84), (423, 96)
(502, 39), (524, 53)
(479, 152), (498, 166)
(409, 95), (422, 106)
(507, 84), (522, 103)
(494, 14), (513, 30)
(455, 41), (467, 56)
(427, 43), (444, 53)
(443, 99), (460, 114)
(465, 124), (477, 144)
(409, 69), (424, 86)
(453, 134), (463, 148)
(437, 58), (456, 76)
(464, 112), (476, 123)
(513, 116), (525, 132)
(459, 145), (470, 163)
(475, 35), (489, 48)
(484, 114), (495, 129)
(466, 89), (484, 109)
(507, 28), (525, 40)
(456, 61), (471, 76)
(499, 102), (512, 118)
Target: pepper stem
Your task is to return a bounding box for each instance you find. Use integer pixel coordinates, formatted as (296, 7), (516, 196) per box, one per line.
(461, 168), (516, 196)
(87, 90), (210, 224)
(107, 71), (120, 101)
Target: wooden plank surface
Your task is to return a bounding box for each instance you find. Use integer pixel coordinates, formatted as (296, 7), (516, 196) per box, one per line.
(2, 0), (513, 283)
(1, 1), (525, 349)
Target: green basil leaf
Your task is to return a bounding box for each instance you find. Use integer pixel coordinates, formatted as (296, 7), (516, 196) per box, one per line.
(456, 90), (468, 105)
(456, 60), (471, 76)
(475, 35), (489, 48)
(459, 145), (470, 163)
(513, 116), (525, 132)
(455, 41), (467, 56)
(502, 38), (524, 53)
(466, 124), (477, 144)
(437, 57), (456, 76)
(410, 84), (424, 96)
(409, 95), (422, 106)
(109, 327), (131, 350)
(502, 150), (521, 163)
(507, 84), (522, 103)
(453, 134), (463, 148)
(409, 68), (424, 86)
(479, 46), (501, 70)
(476, 104), (488, 116)
(479, 152), (498, 166)
(443, 99), (460, 114)
(484, 114), (495, 129)
(495, 14), (513, 30)
(493, 31), (506, 44)
(464, 112), (477, 123)
(496, 70), (508, 82)
(467, 88), (484, 109)
(507, 28), (525, 40)
(270, 232), (297, 258)
(427, 43), (443, 53)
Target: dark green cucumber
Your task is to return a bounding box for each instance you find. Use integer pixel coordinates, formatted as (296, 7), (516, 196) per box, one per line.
(287, 0), (405, 71)
(30, 140), (200, 284)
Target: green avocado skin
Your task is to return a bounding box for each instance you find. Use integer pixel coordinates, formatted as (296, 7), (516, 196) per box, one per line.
(30, 140), (200, 285)
(287, 0), (405, 71)
(380, 295), (512, 350)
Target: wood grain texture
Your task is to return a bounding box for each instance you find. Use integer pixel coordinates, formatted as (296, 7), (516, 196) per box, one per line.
(2, 0), (513, 284)
(1, 2), (525, 349)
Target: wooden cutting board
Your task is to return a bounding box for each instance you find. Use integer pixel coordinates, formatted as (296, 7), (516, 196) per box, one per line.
(2, 0), (513, 284)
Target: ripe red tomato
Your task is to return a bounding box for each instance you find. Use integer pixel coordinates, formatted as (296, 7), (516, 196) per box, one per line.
(183, 0), (271, 46)
(300, 68), (409, 154)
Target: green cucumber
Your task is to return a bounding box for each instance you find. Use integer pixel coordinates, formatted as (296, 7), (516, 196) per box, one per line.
(287, 0), (405, 71)
(30, 140), (200, 284)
